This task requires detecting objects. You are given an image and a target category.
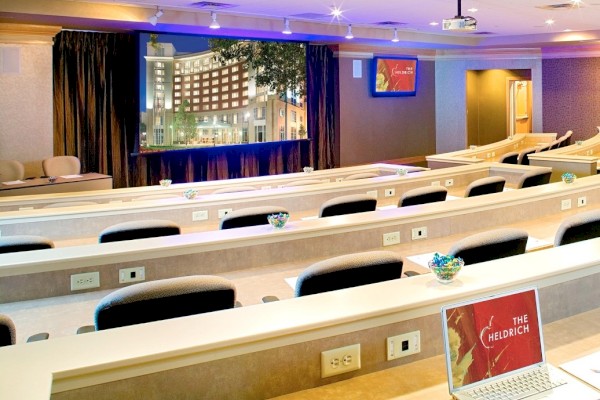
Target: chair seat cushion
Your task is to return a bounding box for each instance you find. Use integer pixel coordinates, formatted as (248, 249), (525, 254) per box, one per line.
(99, 219), (181, 243)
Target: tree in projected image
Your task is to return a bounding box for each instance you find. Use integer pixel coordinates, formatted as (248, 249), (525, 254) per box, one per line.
(174, 99), (197, 145)
(209, 39), (306, 141)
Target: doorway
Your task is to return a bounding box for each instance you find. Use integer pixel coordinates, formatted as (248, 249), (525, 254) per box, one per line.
(508, 80), (533, 138)
(466, 69), (532, 146)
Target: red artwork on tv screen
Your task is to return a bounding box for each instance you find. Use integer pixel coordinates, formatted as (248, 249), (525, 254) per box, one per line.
(371, 57), (417, 97)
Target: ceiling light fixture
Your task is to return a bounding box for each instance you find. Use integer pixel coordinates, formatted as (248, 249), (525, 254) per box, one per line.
(209, 11), (220, 29)
(331, 7), (343, 19)
(545, 18), (555, 26)
(282, 18), (292, 35)
(429, 21), (439, 26)
(148, 6), (164, 27)
(391, 28), (400, 43)
(345, 24), (354, 39)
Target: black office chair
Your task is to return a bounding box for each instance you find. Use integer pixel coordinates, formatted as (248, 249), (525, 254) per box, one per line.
(447, 228), (529, 265)
(554, 209), (600, 247)
(464, 176), (506, 197)
(398, 186), (447, 207)
(219, 206), (289, 229)
(0, 235), (54, 254)
(98, 219), (181, 243)
(498, 152), (519, 164)
(318, 194), (377, 218)
(0, 314), (48, 346)
(516, 169), (552, 189)
(82, 275), (237, 331)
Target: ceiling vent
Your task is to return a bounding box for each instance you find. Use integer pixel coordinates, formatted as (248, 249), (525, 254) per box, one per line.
(189, 1), (238, 9)
(536, 3), (583, 10)
(289, 13), (332, 20)
(374, 21), (408, 27)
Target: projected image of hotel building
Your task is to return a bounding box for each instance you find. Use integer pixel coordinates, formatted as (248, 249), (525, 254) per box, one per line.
(142, 42), (307, 148)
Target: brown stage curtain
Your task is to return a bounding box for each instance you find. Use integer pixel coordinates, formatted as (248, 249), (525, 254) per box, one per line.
(53, 31), (138, 188)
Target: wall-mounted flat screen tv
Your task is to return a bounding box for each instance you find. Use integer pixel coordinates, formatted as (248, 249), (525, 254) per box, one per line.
(371, 56), (417, 97)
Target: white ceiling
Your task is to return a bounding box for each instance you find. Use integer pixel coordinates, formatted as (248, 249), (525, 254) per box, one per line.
(3, 0), (600, 49)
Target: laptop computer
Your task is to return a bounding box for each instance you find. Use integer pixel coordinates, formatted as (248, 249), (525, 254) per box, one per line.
(440, 287), (600, 400)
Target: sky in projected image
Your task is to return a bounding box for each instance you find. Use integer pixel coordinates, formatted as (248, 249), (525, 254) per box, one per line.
(138, 32), (308, 152)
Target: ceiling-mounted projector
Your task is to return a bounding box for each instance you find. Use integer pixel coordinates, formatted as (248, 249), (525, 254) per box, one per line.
(442, 16), (477, 31)
(443, 0), (477, 31)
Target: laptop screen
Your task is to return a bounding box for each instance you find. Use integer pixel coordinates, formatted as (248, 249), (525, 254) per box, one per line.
(441, 288), (545, 393)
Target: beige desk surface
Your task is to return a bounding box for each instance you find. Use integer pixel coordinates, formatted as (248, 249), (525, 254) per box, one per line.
(270, 307), (600, 400)
(0, 173), (112, 196)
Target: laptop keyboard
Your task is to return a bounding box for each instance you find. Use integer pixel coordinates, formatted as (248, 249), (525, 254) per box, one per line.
(465, 366), (567, 400)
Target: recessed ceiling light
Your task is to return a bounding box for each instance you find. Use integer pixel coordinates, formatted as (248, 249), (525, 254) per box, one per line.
(209, 11), (220, 29)
(330, 6), (343, 19)
(545, 18), (555, 26)
(571, 0), (582, 6)
(563, 28), (572, 32)
(429, 21), (439, 26)
(467, 7), (478, 12)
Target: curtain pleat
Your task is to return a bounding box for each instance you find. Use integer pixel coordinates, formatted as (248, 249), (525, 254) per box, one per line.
(53, 31), (138, 188)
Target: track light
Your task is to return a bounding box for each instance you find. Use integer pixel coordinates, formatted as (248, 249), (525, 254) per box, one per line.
(345, 24), (354, 39)
(391, 28), (399, 43)
(148, 6), (164, 26)
(282, 18), (292, 35)
(209, 11), (220, 29)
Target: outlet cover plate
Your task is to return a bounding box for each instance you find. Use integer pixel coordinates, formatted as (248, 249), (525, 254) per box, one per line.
(71, 272), (100, 291)
(192, 210), (209, 221)
(119, 266), (145, 284)
(218, 208), (233, 219)
(321, 344), (361, 378)
(387, 330), (421, 361)
(383, 231), (400, 246)
(411, 227), (428, 240)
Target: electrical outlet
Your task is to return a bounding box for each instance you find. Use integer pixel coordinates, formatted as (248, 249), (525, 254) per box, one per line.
(192, 210), (208, 221)
(445, 178), (454, 187)
(431, 181), (440, 186)
(261, 185), (272, 190)
(119, 266), (145, 284)
(578, 196), (587, 207)
(491, 151), (496, 157)
(367, 190), (378, 198)
(321, 344), (361, 378)
(387, 330), (421, 361)
(383, 231), (400, 246)
(486, 152), (491, 158)
(71, 272), (100, 291)
(384, 188), (395, 197)
(411, 226), (428, 240)
(336, 177), (344, 182)
(218, 208), (233, 219)
(561, 199), (572, 211)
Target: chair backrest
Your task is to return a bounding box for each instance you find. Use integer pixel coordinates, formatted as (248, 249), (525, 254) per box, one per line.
(295, 251), (404, 297)
(219, 206), (288, 229)
(517, 147), (537, 165)
(318, 194), (377, 218)
(554, 209), (600, 247)
(464, 176), (506, 197)
(547, 139), (561, 150)
(343, 172), (379, 181)
(447, 228), (529, 265)
(42, 156), (81, 176)
(212, 186), (257, 194)
(99, 219), (181, 243)
(0, 235), (54, 254)
(557, 130), (573, 148)
(0, 160), (25, 181)
(0, 314), (16, 347)
(94, 275), (236, 330)
(516, 169), (552, 189)
(498, 152), (519, 164)
(398, 186), (447, 207)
